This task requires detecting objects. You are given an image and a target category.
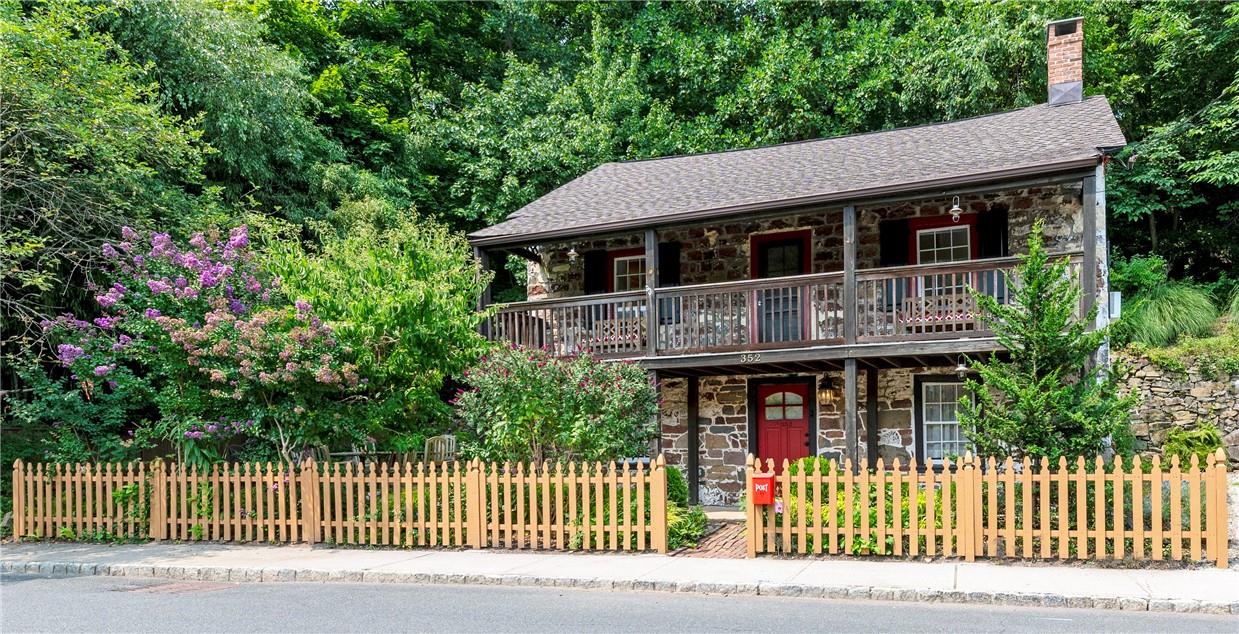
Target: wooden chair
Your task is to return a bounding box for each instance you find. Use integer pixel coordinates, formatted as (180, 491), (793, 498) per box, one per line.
(423, 435), (457, 463)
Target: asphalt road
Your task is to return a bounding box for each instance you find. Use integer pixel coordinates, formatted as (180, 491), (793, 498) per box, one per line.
(1, 573), (1236, 633)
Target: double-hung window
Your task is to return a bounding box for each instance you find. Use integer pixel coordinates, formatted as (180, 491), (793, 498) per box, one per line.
(920, 381), (971, 460)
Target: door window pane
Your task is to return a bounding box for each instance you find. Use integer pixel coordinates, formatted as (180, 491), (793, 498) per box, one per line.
(763, 390), (806, 421)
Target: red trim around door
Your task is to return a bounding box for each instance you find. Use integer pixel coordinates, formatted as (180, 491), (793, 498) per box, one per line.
(905, 215), (980, 263)
(605, 247), (645, 292)
(750, 229), (812, 278)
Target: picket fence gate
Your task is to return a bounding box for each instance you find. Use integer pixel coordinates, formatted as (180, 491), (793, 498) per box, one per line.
(10, 456), (668, 553)
(746, 450), (1230, 568)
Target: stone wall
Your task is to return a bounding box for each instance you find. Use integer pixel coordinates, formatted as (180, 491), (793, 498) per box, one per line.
(658, 366), (959, 506)
(1118, 351), (1239, 466)
(528, 184), (1083, 299)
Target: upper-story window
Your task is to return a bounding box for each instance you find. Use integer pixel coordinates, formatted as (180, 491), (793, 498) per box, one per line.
(612, 255), (646, 292)
(916, 226), (972, 264)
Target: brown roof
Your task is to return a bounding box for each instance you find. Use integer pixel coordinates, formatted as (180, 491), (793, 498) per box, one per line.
(470, 96), (1125, 246)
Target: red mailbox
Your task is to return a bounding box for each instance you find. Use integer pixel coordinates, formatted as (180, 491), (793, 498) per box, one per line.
(751, 475), (775, 505)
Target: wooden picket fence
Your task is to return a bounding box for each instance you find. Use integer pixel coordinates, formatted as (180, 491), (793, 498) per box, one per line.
(746, 450), (1230, 568)
(10, 456), (668, 553)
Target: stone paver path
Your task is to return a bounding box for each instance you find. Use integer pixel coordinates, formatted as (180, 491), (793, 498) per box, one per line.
(673, 522), (746, 559)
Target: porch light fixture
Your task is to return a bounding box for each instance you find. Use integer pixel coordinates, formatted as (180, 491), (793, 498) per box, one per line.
(954, 355), (970, 379)
(566, 247), (579, 262)
(949, 196), (963, 223)
(818, 377), (839, 405)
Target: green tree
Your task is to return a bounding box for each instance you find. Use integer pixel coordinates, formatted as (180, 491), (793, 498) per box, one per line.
(0, 1), (213, 346)
(264, 213), (492, 433)
(959, 221), (1135, 461)
(101, 0), (342, 221)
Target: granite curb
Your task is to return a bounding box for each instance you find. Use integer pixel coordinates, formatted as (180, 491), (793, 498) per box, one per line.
(3, 559), (1237, 615)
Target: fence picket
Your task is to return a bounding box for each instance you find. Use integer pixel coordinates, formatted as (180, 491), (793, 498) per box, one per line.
(1188, 454), (1202, 561)
(1111, 455), (1125, 560)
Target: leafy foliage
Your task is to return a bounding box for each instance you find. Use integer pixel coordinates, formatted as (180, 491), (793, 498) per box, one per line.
(265, 214), (492, 432)
(10, 227), (363, 464)
(1132, 323), (1239, 379)
(0, 1), (213, 344)
(1116, 282), (1219, 347)
(455, 345), (657, 463)
(1162, 421), (1225, 465)
(959, 222), (1135, 461)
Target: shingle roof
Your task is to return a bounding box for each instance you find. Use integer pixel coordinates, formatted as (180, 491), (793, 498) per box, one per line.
(470, 96), (1125, 245)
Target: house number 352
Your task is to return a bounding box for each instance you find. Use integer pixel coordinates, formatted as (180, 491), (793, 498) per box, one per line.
(739, 353), (762, 363)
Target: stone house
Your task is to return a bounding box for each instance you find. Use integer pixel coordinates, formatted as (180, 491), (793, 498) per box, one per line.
(469, 18), (1127, 506)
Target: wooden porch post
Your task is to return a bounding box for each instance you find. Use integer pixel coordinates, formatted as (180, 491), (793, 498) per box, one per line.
(473, 246), (492, 338)
(1088, 165), (1111, 368)
(1081, 176), (1097, 319)
(842, 204), (860, 466)
(842, 205), (857, 345)
(865, 367), (879, 466)
(645, 228), (659, 356)
(844, 359), (858, 465)
(686, 375), (700, 506)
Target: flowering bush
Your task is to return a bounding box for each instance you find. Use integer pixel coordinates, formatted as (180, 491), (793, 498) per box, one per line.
(16, 226), (365, 463)
(454, 345), (658, 463)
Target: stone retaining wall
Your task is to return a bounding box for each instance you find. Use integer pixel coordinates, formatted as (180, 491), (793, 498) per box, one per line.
(1117, 351), (1239, 466)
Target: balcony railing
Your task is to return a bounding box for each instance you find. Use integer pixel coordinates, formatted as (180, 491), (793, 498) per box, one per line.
(484, 253), (1083, 359)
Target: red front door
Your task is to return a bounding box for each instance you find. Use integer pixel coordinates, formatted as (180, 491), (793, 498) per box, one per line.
(756, 383), (810, 472)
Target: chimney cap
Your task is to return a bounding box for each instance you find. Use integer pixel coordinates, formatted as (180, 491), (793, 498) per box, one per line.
(1046, 16), (1083, 28)
(1046, 16), (1083, 35)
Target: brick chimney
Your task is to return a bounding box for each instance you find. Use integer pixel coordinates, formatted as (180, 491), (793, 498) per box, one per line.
(1046, 17), (1083, 105)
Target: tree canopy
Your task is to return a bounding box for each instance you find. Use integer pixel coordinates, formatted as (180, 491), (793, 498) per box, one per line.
(5, 1), (1236, 338)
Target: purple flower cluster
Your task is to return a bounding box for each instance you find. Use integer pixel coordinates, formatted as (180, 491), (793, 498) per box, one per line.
(183, 416), (256, 440)
(57, 344), (85, 366)
(95, 283), (126, 308)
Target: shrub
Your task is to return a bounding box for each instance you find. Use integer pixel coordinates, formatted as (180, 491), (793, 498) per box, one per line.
(1111, 254), (1170, 297)
(455, 345), (658, 463)
(13, 226), (364, 464)
(665, 465), (690, 507)
(1162, 421), (1224, 465)
(666, 503), (708, 550)
(265, 215), (492, 433)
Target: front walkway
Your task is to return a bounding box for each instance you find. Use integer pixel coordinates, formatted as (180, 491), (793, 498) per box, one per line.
(2, 542), (1237, 614)
(671, 523), (746, 559)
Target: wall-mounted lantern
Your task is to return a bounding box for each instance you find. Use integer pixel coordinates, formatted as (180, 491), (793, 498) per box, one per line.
(818, 376), (839, 405)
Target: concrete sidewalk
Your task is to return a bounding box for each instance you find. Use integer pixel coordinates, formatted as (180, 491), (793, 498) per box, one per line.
(2, 542), (1237, 615)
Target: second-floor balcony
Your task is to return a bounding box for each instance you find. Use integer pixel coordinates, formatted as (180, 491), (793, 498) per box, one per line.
(484, 252), (1083, 361)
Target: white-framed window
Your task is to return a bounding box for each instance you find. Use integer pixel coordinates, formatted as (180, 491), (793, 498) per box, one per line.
(920, 381), (971, 460)
(916, 226), (971, 264)
(763, 390), (805, 421)
(612, 255), (646, 292)
(916, 226), (971, 298)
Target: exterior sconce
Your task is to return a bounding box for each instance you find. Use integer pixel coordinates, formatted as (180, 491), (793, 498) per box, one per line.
(705, 230), (719, 248)
(949, 196), (963, 223)
(955, 355), (969, 379)
(818, 377), (839, 405)
(567, 247), (579, 262)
